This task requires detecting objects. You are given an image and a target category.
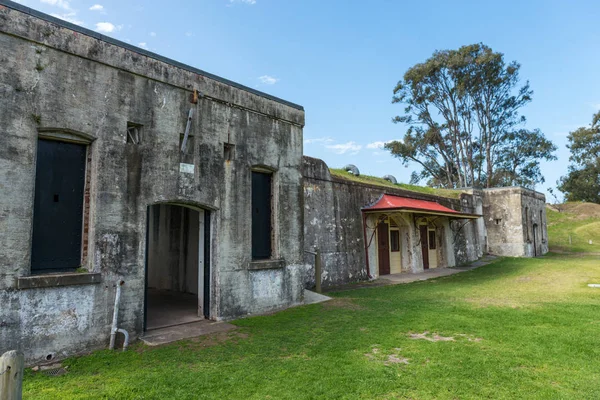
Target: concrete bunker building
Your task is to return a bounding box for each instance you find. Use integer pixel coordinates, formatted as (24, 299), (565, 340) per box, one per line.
(1, 2), (306, 362)
(0, 1), (548, 364)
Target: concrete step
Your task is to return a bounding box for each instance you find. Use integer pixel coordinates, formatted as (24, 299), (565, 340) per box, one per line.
(140, 320), (237, 346)
(303, 289), (332, 305)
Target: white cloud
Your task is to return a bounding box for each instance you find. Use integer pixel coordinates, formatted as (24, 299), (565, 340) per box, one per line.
(43, 0), (82, 25)
(89, 4), (103, 11)
(50, 12), (84, 26)
(95, 22), (121, 33)
(366, 141), (386, 149)
(40, 0), (71, 10)
(258, 75), (279, 85)
(229, 0), (256, 4)
(326, 141), (362, 155)
(138, 42), (148, 49)
(366, 139), (401, 149)
(185, 31), (194, 37)
(304, 137), (334, 145)
(150, 32), (157, 37)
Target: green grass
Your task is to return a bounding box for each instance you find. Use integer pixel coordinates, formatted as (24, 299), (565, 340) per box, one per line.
(24, 255), (600, 399)
(546, 206), (600, 252)
(329, 168), (462, 199)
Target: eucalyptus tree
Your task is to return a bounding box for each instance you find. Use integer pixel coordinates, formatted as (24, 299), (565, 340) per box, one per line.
(558, 111), (600, 203)
(386, 43), (556, 189)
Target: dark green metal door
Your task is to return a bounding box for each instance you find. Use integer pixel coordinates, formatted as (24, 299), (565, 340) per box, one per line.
(31, 139), (86, 273)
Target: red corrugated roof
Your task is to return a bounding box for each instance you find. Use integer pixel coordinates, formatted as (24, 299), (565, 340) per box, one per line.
(362, 194), (479, 218)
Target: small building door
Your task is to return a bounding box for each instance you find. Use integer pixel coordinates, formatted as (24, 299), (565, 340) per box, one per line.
(377, 221), (390, 275)
(428, 229), (438, 268)
(419, 225), (429, 270)
(31, 139), (87, 273)
(389, 228), (401, 274)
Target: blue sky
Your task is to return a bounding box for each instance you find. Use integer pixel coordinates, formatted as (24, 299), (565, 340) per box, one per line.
(12, 0), (600, 200)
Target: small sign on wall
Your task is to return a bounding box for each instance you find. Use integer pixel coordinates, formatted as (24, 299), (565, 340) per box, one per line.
(179, 163), (195, 174)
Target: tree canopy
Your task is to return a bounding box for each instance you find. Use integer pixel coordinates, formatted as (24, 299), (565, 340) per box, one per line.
(385, 43), (556, 189)
(557, 111), (600, 203)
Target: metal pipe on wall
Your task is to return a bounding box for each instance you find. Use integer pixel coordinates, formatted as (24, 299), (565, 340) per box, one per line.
(109, 280), (129, 351)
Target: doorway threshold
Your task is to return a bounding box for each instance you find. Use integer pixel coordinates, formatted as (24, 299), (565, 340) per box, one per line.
(141, 320), (237, 346)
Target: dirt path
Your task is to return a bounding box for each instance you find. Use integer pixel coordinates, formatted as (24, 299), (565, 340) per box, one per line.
(324, 255), (499, 293)
(549, 249), (600, 256)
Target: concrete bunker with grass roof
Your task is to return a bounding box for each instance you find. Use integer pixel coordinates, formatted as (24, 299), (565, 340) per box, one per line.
(302, 156), (549, 288)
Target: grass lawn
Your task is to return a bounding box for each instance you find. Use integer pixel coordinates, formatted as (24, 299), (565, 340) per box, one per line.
(24, 254), (600, 399)
(546, 205), (600, 252)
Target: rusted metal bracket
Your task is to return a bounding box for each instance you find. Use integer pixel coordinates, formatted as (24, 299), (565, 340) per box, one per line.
(180, 108), (194, 153)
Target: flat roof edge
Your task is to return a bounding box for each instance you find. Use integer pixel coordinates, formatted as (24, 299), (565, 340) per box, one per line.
(0, 0), (304, 111)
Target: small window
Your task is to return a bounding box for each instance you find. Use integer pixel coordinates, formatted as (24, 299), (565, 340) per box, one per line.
(251, 171), (272, 260)
(126, 122), (142, 144)
(428, 230), (436, 250)
(495, 219), (502, 225)
(224, 143), (235, 161)
(390, 230), (400, 252)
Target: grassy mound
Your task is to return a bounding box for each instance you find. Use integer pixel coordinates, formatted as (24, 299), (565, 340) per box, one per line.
(329, 168), (462, 199)
(546, 202), (600, 252)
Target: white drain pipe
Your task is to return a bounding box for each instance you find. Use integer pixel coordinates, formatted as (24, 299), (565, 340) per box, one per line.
(109, 280), (129, 351)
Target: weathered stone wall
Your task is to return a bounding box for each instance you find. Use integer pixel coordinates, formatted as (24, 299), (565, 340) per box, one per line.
(0, 4), (305, 364)
(483, 187), (548, 257)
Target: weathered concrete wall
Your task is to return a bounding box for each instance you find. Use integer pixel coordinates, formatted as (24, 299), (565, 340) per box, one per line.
(483, 187), (548, 257)
(302, 156), (469, 287)
(521, 190), (549, 257)
(0, 4), (305, 364)
(452, 190), (486, 265)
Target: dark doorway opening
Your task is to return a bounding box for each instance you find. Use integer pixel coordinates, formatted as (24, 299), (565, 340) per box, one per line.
(533, 223), (538, 257)
(145, 204), (210, 331)
(419, 225), (430, 269)
(377, 221), (390, 275)
(31, 139), (87, 273)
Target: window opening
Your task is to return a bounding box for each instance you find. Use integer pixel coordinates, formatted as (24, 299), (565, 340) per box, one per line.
(390, 230), (400, 252)
(251, 171), (273, 260)
(428, 230), (437, 250)
(126, 122), (142, 144)
(224, 143), (235, 161)
(31, 139), (86, 273)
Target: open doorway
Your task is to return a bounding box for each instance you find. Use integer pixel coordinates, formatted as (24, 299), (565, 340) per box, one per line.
(145, 204), (210, 331)
(533, 223), (538, 257)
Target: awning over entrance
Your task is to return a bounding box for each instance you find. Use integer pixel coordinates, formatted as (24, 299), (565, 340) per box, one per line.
(361, 194), (480, 219)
